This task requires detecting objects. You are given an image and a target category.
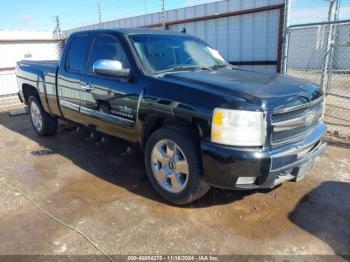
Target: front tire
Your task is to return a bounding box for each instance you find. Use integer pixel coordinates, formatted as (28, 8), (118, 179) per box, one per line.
(145, 127), (210, 205)
(28, 96), (58, 136)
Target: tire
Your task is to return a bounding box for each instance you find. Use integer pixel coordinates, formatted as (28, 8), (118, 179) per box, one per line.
(145, 127), (210, 205)
(28, 96), (58, 136)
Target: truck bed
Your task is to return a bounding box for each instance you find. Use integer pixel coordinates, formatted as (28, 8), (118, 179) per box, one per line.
(16, 59), (60, 116)
(17, 60), (59, 72)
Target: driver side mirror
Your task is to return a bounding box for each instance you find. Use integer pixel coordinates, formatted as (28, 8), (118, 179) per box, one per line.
(93, 59), (130, 78)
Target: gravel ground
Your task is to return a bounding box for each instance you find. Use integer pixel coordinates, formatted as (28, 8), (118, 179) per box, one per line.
(0, 105), (349, 261)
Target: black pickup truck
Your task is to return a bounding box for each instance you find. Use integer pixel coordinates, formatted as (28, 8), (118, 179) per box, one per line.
(16, 28), (326, 204)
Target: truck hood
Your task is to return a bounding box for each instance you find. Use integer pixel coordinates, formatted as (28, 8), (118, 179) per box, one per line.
(163, 68), (322, 102)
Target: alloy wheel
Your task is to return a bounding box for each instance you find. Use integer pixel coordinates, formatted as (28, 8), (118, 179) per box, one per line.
(30, 101), (43, 132)
(151, 139), (189, 193)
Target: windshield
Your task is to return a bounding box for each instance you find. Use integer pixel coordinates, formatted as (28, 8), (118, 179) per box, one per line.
(128, 34), (229, 75)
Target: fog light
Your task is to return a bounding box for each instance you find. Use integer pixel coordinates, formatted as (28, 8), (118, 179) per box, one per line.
(236, 177), (257, 185)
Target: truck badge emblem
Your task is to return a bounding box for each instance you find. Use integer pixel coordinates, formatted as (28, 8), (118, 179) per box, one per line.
(305, 113), (315, 126)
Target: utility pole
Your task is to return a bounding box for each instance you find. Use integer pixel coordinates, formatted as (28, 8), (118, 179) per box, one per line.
(97, 0), (102, 24)
(53, 15), (62, 40)
(53, 15), (64, 58)
(144, 0), (148, 14)
(161, 0), (166, 29)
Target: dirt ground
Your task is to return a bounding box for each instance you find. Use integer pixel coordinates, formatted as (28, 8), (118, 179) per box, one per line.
(0, 105), (349, 260)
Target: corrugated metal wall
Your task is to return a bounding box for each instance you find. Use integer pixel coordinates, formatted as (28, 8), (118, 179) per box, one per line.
(167, 9), (280, 73)
(0, 41), (59, 96)
(0, 71), (17, 96)
(0, 42), (58, 69)
(64, 0), (284, 73)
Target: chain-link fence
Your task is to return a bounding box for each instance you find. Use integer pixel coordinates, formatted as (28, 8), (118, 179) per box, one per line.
(285, 20), (350, 140)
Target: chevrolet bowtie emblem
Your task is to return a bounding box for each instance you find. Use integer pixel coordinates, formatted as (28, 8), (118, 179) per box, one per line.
(305, 113), (316, 126)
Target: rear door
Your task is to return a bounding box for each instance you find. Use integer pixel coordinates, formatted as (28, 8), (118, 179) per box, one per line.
(57, 33), (90, 124)
(80, 32), (141, 142)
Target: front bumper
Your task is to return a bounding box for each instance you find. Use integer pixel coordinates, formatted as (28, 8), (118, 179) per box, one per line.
(201, 122), (327, 189)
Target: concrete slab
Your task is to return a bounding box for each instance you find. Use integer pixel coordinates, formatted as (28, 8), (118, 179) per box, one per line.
(8, 107), (28, 116)
(0, 105), (349, 258)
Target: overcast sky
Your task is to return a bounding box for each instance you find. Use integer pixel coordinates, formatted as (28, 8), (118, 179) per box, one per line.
(0, 0), (350, 31)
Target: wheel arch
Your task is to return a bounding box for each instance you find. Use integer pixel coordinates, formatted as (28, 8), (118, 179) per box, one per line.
(139, 115), (207, 149)
(22, 83), (40, 104)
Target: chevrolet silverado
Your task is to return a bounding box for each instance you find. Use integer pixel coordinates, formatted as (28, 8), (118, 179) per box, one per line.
(16, 28), (326, 204)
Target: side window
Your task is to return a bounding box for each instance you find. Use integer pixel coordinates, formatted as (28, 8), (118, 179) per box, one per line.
(88, 34), (130, 72)
(67, 35), (89, 72)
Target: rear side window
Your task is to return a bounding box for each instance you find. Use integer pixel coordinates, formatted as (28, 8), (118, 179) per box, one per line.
(66, 35), (89, 72)
(88, 34), (130, 72)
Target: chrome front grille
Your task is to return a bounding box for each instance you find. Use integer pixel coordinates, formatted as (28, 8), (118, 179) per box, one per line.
(271, 125), (315, 144)
(270, 97), (324, 146)
(271, 101), (323, 123)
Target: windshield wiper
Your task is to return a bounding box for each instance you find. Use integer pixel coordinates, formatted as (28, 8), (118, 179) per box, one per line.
(154, 65), (212, 76)
(209, 64), (233, 70)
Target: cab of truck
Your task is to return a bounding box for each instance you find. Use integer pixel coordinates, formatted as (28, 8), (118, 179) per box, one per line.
(16, 29), (326, 205)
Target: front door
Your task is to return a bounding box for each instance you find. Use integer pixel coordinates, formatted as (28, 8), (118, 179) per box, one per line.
(80, 33), (140, 142)
(57, 33), (90, 124)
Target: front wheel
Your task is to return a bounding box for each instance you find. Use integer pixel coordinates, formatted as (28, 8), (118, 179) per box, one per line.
(28, 96), (58, 136)
(145, 127), (210, 205)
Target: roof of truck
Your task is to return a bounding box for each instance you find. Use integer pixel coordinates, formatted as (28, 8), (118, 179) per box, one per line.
(71, 28), (186, 36)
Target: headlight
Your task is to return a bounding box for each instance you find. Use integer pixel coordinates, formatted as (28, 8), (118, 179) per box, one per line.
(211, 108), (266, 146)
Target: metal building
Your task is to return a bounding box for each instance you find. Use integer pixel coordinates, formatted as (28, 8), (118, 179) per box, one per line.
(64, 0), (285, 73)
(0, 31), (59, 97)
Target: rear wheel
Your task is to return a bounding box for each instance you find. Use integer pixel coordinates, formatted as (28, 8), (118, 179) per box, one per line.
(145, 127), (210, 205)
(28, 96), (58, 136)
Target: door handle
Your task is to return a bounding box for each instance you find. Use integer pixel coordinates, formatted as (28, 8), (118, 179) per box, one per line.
(81, 83), (94, 92)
